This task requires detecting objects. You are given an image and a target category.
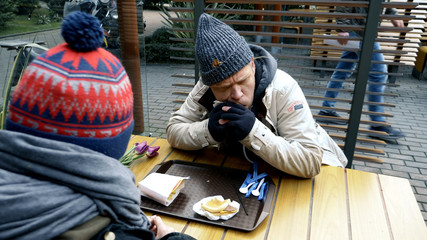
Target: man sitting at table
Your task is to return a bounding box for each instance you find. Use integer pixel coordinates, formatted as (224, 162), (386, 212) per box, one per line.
(0, 11), (194, 240)
(166, 13), (348, 178)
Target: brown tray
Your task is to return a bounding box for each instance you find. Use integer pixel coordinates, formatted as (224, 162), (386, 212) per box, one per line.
(139, 160), (275, 232)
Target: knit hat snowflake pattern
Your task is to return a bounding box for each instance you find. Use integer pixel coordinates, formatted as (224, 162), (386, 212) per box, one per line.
(6, 11), (134, 159)
(195, 13), (254, 86)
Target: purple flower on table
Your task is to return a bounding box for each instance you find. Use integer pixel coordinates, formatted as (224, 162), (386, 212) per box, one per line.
(135, 141), (148, 154)
(119, 141), (161, 167)
(146, 146), (160, 158)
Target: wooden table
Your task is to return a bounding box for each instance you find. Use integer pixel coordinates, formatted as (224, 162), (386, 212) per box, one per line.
(128, 135), (427, 240)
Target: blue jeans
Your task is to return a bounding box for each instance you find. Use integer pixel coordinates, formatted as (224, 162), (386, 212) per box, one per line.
(322, 32), (388, 122)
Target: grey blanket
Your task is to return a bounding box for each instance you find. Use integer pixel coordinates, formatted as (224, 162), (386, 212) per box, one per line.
(0, 130), (149, 239)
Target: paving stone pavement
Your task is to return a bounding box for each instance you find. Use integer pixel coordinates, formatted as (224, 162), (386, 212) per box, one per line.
(1, 14), (427, 225)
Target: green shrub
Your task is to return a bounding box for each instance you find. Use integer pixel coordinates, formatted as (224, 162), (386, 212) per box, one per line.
(49, 12), (63, 23)
(140, 27), (193, 63)
(161, 1), (252, 41)
(33, 8), (51, 25)
(150, 26), (172, 43)
(0, 0), (17, 27)
(141, 2), (257, 63)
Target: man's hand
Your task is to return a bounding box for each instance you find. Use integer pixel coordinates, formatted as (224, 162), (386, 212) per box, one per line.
(337, 32), (349, 45)
(391, 19), (404, 28)
(149, 215), (175, 239)
(221, 102), (255, 141)
(208, 102), (228, 142)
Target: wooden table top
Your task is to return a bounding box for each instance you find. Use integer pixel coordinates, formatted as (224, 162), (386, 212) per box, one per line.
(128, 135), (427, 240)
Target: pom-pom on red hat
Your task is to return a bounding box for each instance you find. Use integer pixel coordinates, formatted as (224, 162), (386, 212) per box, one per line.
(6, 11), (134, 159)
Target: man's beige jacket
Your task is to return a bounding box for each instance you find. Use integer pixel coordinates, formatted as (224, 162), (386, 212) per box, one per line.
(166, 69), (348, 178)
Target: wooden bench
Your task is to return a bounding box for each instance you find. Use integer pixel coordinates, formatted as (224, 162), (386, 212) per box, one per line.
(310, 3), (423, 82)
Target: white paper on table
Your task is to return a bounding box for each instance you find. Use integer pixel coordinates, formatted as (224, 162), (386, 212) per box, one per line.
(323, 38), (360, 49)
(138, 173), (190, 206)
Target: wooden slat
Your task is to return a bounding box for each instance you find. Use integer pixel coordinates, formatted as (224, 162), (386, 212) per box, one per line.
(379, 174), (427, 239)
(172, 82), (194, 87)
(277, 53), (397, 65)
(267, 176), (312, 240)
(306, 95), (396, 107)
(338, 144), (385, 155)
(171, 75), (195, 80)
(313, 114), (392, 127)
(170, 46), (194, 52)
(202, 0), (418, 9)
(312, 106), (394, 118)
(352, 154), (382, 163)
(155, 214), (188, 233)
(170, 56), (194, 61)
(285, 51), (413, 63)
(328, 133), (386, 145)
(291, 65), (404, 77)
(319, 124), (389, 136)
(346, 169), (391, 240)
(310, 166), (349, 239)
(172, 91), (190, 95)
(302, 85), (354, 93)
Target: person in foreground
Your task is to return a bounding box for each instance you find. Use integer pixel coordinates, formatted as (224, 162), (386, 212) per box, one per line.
(318, 2), (405, 141)
(0, 11), (194, 240)
(166, 13), (348, 178)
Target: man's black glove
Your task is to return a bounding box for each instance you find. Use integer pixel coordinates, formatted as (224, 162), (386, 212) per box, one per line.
(208, 102), (228, 142)
(221, 102), (256, 141)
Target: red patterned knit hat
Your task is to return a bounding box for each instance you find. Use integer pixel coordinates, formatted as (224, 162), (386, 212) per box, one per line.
(6, 11), (134, 159)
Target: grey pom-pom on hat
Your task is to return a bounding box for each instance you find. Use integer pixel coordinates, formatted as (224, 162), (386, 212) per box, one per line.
(195, 13), (254, 86)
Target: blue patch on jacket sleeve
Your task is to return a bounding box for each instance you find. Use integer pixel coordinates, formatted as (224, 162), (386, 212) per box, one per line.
(294, 104), (303, 110)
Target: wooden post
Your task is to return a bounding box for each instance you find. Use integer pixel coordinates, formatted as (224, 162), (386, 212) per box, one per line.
(272, 4), (282, 44)
(117, 0), (144, 134)
(254, 4), (264, 32)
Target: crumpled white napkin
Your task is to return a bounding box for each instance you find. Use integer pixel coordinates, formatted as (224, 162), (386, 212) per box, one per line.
(192, 195), (240, 221)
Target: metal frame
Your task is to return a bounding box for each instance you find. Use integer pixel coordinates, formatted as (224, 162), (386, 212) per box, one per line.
(345, 1), (382, 168)
(194, 1), (205, 83)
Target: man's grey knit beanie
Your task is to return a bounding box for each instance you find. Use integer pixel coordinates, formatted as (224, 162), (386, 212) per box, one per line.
(196, 13), (254, 86)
